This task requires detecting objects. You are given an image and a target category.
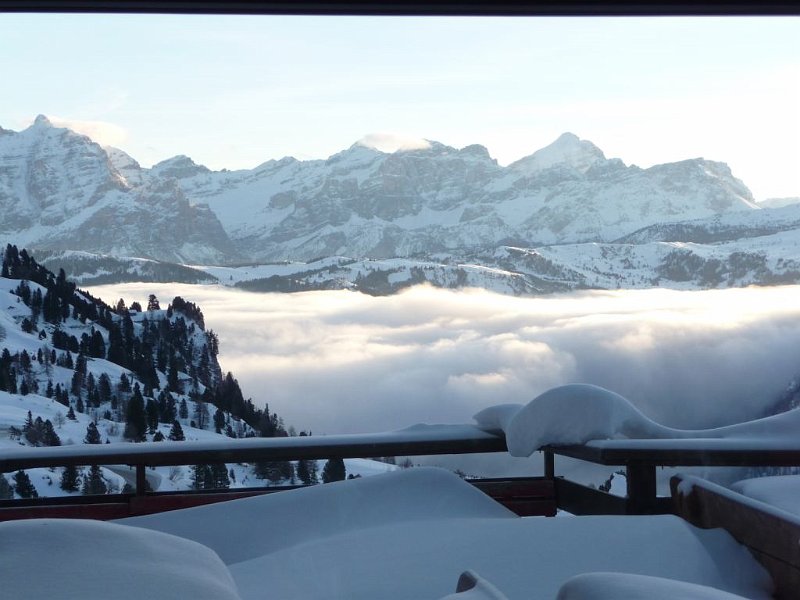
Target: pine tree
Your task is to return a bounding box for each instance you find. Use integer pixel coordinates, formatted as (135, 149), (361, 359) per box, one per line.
(321, 458), (346, 483)
(13, 470), (38, 498)
(297, 459), (313, 485)
(97, 373), (112, 404)
(24, 415), (43, 446)
(308, 459), (319, 485)
(22, 410), (33, 436)
(42, 419), (61, 446)
(123, 387), (147, 442)
(147, 294), (160, 311)
(145, 399), (159, 434)
(168, 420), (185, 441)
(191, 464), (212, 490)
(167, 355), (183, 394)
(118, 372), (131, 393)
(193, 399), (209, 430)
(84, 422), (102, 444)
(0, 474), (13, 499)
(179, 397), (188, 419)
(152, 430), (165, 441)
(82, 465), (107, 495)
(254, 460), (293, 483)
(213, 407), (226, 434)
(60, 465), (81, 492)
(210, 463), (231, 489)
(66, 405), (76, 420)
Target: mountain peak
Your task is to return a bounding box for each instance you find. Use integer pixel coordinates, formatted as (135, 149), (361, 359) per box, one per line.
(152, 155), (210, 179)
(509, 133), (607, 175)
(32, 114), (53, 127)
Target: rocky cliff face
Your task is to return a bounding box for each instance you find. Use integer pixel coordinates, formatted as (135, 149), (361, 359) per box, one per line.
(0, 116), (760, 266)
(0, 117), (238, 264)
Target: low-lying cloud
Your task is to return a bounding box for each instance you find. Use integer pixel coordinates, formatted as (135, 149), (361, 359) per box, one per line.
(87, 284), (800, 436)
(44, 116), (128, 147)
(356, 132), (432, 153)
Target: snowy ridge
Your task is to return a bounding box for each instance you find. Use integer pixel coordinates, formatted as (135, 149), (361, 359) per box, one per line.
(1, 117), (765, 269)
(39, 211), (800, 297)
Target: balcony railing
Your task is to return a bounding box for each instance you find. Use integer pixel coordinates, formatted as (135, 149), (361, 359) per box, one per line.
(2, 425), (800, 521)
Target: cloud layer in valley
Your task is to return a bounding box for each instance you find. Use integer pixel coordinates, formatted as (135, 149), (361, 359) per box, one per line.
(86, 284), (800, 438)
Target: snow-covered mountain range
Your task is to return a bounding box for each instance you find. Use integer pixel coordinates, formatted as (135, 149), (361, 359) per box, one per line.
(2, 115), (798, 294)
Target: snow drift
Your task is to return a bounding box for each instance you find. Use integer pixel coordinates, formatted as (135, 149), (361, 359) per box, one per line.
(475, 383), (800, 457)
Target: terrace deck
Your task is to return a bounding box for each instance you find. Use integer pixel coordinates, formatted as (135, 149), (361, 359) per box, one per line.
(2, 429), (800, 597)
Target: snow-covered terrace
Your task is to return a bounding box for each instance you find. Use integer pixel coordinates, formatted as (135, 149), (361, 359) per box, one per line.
(3, 384), (800, 598)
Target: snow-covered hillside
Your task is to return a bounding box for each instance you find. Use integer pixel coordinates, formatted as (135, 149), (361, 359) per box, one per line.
(0, 245), (389, 500)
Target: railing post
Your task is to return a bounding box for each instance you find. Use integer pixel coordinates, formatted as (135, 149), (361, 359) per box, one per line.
(544, 450), (557, 517)
(135, 464), (147, 496)
(544, 450), (554, 479)
(625, 463), (656, 514)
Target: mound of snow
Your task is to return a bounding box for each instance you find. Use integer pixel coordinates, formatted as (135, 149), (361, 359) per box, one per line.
(557, 572), (753, 600)
(226, 513), (771, 600)
(731, 475), (800, 517)
(120, 467), (516, 564)
(0, 519), (240, 600)
(439, 571), (510, 600)
(475, 383), (800, 457)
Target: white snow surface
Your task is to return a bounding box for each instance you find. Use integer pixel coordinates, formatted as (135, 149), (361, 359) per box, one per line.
(122, 468), (771, 600)
(556, 572), (752, 600)
(439, 571), (510, 600)
(731, 475), (800, 517)
(475, 384), (800, 457)
(119, 467), (516, 564)
(0, 518), (240, 600)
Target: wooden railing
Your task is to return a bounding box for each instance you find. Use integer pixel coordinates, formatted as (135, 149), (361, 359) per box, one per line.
(3, 427), (800, 522)
(672, 474), (800, 600)
(547, 437), (800, 515)
(2, 425), (560, 519)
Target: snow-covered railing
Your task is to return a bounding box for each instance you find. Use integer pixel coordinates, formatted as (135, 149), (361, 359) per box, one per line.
(672, 474), (800, 596)
(547, 438), (800, 515)
(4, 417), (800, 520)
(1, 424), (508, 498)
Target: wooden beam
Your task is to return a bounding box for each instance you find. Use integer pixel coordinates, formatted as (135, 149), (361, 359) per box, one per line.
(671, 475), (800, 600)
(551, 441), (800, 468)
(554, 478), (627, 515)
(625, 463), (657, 514)
(1, 1), (796, 17)
(471, 477), (556, 517)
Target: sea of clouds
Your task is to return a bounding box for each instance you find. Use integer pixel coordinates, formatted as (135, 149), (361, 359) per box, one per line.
(87, 283), (800, 439)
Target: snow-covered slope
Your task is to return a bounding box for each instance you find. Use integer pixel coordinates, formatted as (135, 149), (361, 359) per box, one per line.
(0, 246), (388, 500)
(36, 205), (800, 296)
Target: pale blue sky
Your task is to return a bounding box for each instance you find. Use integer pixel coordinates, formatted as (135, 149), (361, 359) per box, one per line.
(1, 14), (798, 199)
